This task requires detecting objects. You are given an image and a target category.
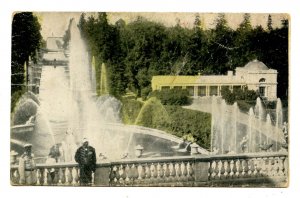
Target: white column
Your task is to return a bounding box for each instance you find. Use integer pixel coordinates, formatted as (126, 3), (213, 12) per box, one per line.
(194, 86), (198, 97)
(206, 86), (209, 96)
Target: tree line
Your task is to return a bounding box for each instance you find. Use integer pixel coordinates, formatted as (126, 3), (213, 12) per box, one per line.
(11, 12), (43, 111)
(74, 13), (288, 100)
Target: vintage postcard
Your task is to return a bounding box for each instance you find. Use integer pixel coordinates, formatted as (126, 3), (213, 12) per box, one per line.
(10, 12), (289, 187)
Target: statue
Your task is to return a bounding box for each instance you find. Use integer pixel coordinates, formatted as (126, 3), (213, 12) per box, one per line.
(240, 136), (248, 153)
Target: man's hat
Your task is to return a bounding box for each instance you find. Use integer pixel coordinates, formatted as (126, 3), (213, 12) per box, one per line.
(82, 138), (88, 143)
(10, 150), (18, 156)
(24, 143), (32, 148)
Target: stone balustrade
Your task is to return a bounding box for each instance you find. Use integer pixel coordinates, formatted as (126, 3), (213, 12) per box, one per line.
(11, 152), (288, 187)
(11, 162), (83, 186)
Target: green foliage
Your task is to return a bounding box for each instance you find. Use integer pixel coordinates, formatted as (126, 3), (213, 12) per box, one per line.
(141, 86), (151, 101)
(11, 12), (42, 96)
(150, 89), (191, 105)
(221, 86), (259, 105)
(120, 97), (211, 148)
(135, 97), (171, 129)
(165, 105), (211, 148)
(120, 97), (143, 124)
(11, 89), (25, 112)
(220, 87), (234, 105)
(78, 13), (288, 99)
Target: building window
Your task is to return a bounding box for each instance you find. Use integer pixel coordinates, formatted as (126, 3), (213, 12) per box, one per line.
(174, 86), (182, 90)
(186, 86), (194, 96)
(259, 87), (265, 97)
(233, 85), (242, 92)
(259, 78), (266, 83)
(210, 86), (218, 96)
(161, 86), (170, 90)
(198, 86), (206, 96)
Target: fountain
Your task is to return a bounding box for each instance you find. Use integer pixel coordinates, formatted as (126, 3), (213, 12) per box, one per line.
(100, 63), (109, 95)
(11, 18), (206, 162)
(11, 91), (55, 157)
(210, 95), (286, 155)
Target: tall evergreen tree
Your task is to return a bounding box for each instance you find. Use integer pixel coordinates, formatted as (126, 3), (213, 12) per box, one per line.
(11, 12), (42, 97)
(267, 14), (273, 31)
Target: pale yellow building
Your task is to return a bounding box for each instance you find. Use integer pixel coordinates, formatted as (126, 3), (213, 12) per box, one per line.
(151, 60), (278, 101)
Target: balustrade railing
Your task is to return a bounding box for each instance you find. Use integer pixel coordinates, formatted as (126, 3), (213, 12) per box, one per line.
(10, 153), (288, 187)
(11, 162), (82, 186)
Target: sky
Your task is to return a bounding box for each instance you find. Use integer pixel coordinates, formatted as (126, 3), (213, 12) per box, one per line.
(36, 12), (288, 39)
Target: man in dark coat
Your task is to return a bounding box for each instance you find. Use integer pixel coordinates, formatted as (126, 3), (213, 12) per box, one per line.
(75, 138), (96, 186)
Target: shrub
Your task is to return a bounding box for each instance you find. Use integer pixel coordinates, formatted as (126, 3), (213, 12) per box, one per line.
(149, 89), (191, 105)
(222, 86), (259, 105)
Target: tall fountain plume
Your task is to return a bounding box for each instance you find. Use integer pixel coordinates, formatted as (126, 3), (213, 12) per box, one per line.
(265, 114), (272, 144)
(91, 56), (97, 94)
(255, 97), (265, 147)
(232, 102), (239, 153)
(68, 19), (103, 145)
(275, 98), (283, 150)
(100, 63), (109, 95)
(248, 107), (254, 153)
(210, 96), (285, 154)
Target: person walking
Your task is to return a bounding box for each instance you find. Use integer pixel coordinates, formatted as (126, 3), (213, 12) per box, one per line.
(74, 138), (96, 186)
(18, 144), (37, 185)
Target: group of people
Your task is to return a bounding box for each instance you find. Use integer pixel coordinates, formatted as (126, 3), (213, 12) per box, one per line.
(16, 138), (96, 186)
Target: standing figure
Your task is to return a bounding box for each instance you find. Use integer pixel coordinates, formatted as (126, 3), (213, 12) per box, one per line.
(240, 136), (248, 153)
(49, 143), (61, 162)
(75, 138), (96, 186)
(18, 144), (37, 185)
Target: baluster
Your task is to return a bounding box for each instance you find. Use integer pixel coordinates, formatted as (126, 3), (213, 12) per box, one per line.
(186, 162), (194, 181)
(273, 157), (280, 176)
(241, 159), (248, 177)
(156, 163), (162, 181)
(65, 167), (72, 185)
(284, 157), (288, 176)
(181, 162), (187, 181)
(267, 157), (274, 177)
(210, 160), (217, 179)
(168, 163), (175, 181)
(247, 159), (254, 177)
(137, 164), (144, 180)
(131, 164), (138, 183)
(72, 167), (79, 185)
(253, 158), (258, 177)
(58, 168), (63, 185)
(150, 163), (157, 183)
(278, 157), (285, 176)
(145, 164), (151, 180)
(229, 160), (235, 178)
(111, 165), (118, 184)
(162, 163), (169, 181)
(118, 165), (125, 185)
(260, 158), (267, 176)
(36, 168), (41, 185)
(235, 159), (241, 178)
(174, 162), (181, 180)
(43, 168), (48, 185)
(217, 160), (223, 179)
(125, 164), (131, 184)
(223, 160), (229, 178)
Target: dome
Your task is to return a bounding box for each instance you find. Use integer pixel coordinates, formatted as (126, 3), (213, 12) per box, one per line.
(244, 60), (269, 70)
